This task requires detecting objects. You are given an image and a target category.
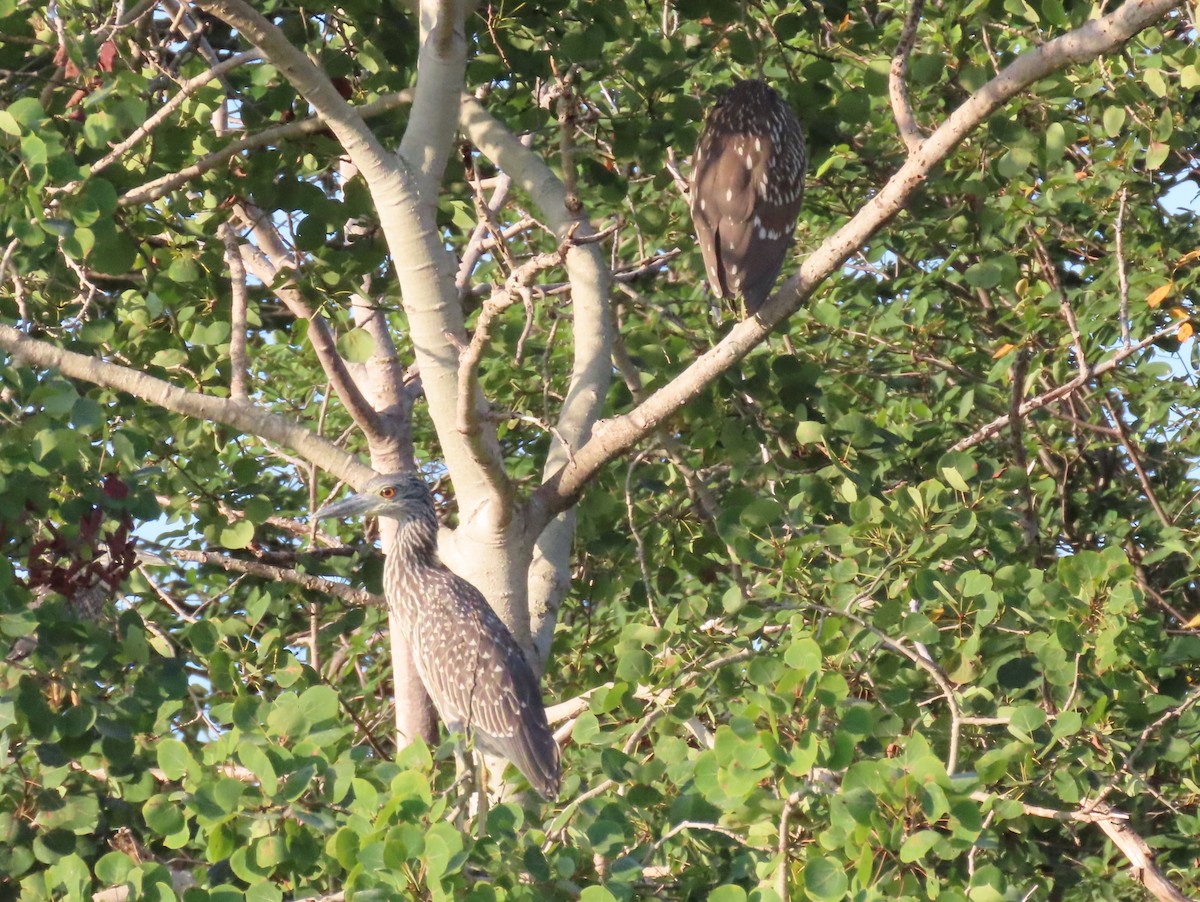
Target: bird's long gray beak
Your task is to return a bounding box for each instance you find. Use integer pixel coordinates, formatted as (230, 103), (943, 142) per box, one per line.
(313, 492), (373, 521)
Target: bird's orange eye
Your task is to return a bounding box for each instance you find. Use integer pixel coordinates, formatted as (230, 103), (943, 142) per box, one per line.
(380, 486), (395, 499)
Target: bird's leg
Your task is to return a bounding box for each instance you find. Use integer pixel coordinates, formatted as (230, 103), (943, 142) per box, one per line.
(449, 741), (476, 830)
(449, 741), (490, 835)
(472, 747), (490, 839)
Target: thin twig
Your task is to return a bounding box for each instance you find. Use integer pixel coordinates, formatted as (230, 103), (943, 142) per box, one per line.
(75, 50), (260, 184)
(1100, 391), (1170, 526)
(1116, 187), (1131, 348)
(802, 600), (962, 774)
(952, 321), (1187, 451)
(624, 450), (662, 628)
(153, 547), (382, 607)
(220, 222), (250, 400)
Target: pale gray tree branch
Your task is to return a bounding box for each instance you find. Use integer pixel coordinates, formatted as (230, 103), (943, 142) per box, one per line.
(230, 202), (392, 446)
(526, 0), (1182, 533)
(220, 222), (250, 401)
(889, 0), (927, 152)
(84, 49), (260, 181)
(398, 2), (469, 196)
(0, 323), (375, 487)
(160, 548), (382, 607)
(193, 0), (510, 522)
(969, 793), (1192, 902)
(117, 92), (413, 208)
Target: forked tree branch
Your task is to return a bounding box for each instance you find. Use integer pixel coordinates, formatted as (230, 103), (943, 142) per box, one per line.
(525, 0), (1182, 534)
(195, 0), (512, 518)
(951, 320), (1186, 451)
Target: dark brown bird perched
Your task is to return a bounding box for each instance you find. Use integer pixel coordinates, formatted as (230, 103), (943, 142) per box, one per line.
(315, 473), (561, 800)
(690, 79), (808, 315)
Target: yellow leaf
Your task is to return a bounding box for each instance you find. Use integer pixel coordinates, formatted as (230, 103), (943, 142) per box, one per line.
(1185, 610), (1200, 629)
(1169, 306), (1189, 320)
(1178, 321), (1194, 343)
(992, 342), (1017, 359)
(1147, 283), (1173, 308)
(1177, 249), (1200, 267)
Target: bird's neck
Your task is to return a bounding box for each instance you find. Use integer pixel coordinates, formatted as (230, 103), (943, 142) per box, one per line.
(389, 512), (439, 568)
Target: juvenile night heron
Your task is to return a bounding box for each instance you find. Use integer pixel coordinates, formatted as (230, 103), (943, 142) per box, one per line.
(315, 473), (561, 800)
(690, 79), (808, 315)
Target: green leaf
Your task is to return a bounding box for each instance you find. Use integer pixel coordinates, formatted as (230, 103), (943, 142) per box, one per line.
(579, 888), (618, 902)
(795, 421), (823, 444)
(941, 465), (970, 492)
(899, 829), (943, 862)
(803, 855), (849, 900)
(1146, 141), (1170, 171)
(220, 519), (255, 550)
(784, 635), (822, 676)
(7, 97), (44, 127)
(143, 795), (185, 836)
(238, 744), (278, 791)
(706, 887), (746, 902)
(1102, 106), (1126, 137)
(337, 328), (376, 363)
(1006, 704), (1047, 742)
(299, 685), (339, 724)
(423, 821), (465, 880)
(156, 738), (195, 781)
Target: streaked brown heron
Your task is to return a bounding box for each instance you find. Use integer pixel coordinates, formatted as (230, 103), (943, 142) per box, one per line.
(690, 79), (808, 315)
(315, 472), (561, 800)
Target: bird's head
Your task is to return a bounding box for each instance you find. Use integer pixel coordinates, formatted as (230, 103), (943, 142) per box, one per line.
(314, 472), (434, 523)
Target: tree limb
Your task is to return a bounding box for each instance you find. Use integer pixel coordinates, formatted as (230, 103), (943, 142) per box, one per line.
(971, 793), (1193, 902)
(231, 201), (392, 445)
(117, 92), (412, 208)
(159, 548), (382, 607)
(952, 320), (1186, 451)
(0, 324), (374, 487)
(457, 93), (614, 664)
(889, 0), (926, 152)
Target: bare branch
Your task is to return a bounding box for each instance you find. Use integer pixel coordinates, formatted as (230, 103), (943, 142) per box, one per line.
(952, 320), (1185, 451)
(804, 600), (963, 774)
(153, 547), (382, 607)
(398, 1), (469, 195)
(231, 202), (391, 443)
(777, 791), (803, 902)
(118, 92), (412, 207)
(446, 230), (591, 502)
(459, 93), (614, 664)
(1117, 186), (1132, 348)
(1101, 391), (1171, 526)
(0, 324), (374, 487)
(971, 793), (1193, 902)
(83, 50), (260, 182)
(889, 0), (927, 152)
(220, 222), (250, 401)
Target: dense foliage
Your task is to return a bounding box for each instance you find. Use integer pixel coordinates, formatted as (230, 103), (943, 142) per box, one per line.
(1, 0), (1199, 899)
